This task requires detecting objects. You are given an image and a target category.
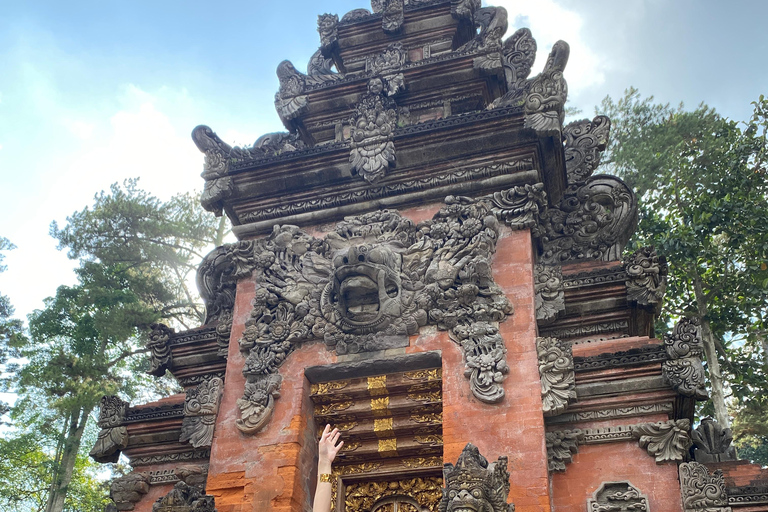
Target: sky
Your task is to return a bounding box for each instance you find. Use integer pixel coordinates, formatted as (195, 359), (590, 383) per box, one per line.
(0, 0), (767, 321)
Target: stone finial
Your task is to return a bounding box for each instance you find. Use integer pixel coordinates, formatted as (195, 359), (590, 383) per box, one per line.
(147, 323), (174, 377)
(624, 246), (668, 312)
(563, 115), (611, 186)
(536, 337), (575, 417)
(692, 417), (737, 463)
(90, 395), (129, 463)
(439, 443), (514, 512)
(662, 317), (708, 400)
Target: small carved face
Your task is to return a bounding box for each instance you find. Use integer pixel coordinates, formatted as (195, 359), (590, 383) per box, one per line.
(323, 244), (402, 332)
(368, 78), (384, 95)
(445, 487), (492, 512)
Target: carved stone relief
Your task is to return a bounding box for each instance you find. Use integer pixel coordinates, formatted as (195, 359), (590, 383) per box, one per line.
(110, 472), (150, 511)
(439, 443), (515, 512)
(536, 337), (575, 416)
(191, 126), (234, 216)
(632, 419), (692, 463)
(275, 60), (310, 127)
(563, 116), (611, 186)
(624, 246), (668, 311)
(692, 417), (737, 463)
(545, 429), (583, 472)
(380, 0), (404, 33)
(90, 395), (129, 463)
(457, 6), (508, 71)
(587, 482), (649, 512)
(501, 27), (536, 90)
(222, 199), (511, 434)
(317, 13), (339, 55)
(534, 265), (564, 325)
(679, 462), (732, 512)
(152, 481), (216, 512)
(450, 0), (480, 21)
(147, 323), (174, 376)
(180, 377), (224, 448)
(662, 317), (708, 400)
(487, 183), (546, 231)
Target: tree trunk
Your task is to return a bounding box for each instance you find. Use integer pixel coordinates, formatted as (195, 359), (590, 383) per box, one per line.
(43, 407), (91, 512)
(214, 215), (228, 247)
(692, 273), (730, 428)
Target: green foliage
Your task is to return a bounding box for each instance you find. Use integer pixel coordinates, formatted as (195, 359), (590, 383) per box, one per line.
(598, 90), (768, 464)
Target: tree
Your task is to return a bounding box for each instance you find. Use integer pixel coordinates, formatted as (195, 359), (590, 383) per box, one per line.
(598, 90), (768, 457)
(0, 237), (24, 419)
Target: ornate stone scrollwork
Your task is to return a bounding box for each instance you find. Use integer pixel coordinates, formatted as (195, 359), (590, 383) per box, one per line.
(180, 377), (223, 448)
(152, 481), (216, 512)
(349, 77), (400, 183)
(631, 419), (692, 463)
(110, 472), (150, 511)
(487, 183), (546, 230)
(692, 417), (737, 463)
(457, 6), (508, 71)
(439, 443), (515, 512)
(563, 116), (611, 186)
(534, 265), (564, 325)
(147, 323), (174, 377)
(230, 199), (512, 433)
(501, 28), (536, 90)
(663, 317), (708, 400)
(191, 125), (234, 216)
(317, 13), (339, 55)
(624, 246), (668, 312)
(545, 429), (583, 472)
(524, 41), (569, 134)
(377, 0), (404, 33)
(536, 337), (575, 416)
(587, 482), (650, 512)
(450, 0), (480, 21)
(90, 396), (129, 463)
(367, 42), (407, 76)
(538, 175), (637, 265)
(274, 60), (310, 127)
(679, 462), (732, 512)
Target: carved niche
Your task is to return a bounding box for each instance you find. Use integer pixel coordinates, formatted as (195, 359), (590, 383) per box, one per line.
(692, 417), (737, 463)
(180, 377), (224, 448)
(439, 443), (515, 512)
(152, 481), (216, 512)
(536, 337), (575, 417)
(209, 199), (512, 434)
(662, 317), (708, 400)
(90, 395), (129, 463)
(679, 462), (732, 512)
(624, 246), (668, 312)
(587, 482), (650, 512)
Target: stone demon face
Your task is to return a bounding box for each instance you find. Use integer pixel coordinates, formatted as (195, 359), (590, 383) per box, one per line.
(439, 444), (514, 512)
(322, 243), (403, 333)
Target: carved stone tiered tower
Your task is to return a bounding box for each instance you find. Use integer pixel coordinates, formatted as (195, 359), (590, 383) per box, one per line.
(91, 2), (768, 512)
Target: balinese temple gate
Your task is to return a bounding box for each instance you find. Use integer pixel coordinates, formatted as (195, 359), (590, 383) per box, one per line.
(91, 1), (768, 511)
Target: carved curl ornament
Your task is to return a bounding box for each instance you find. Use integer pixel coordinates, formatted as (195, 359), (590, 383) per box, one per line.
(180, 377), (223, 448)
(533, 265), (564, 325)
(662, 317), (708, 400)
(536, 337), (575, 417)
(679, 462), (732, 512)
(692, 417), (737, 463)
(219, 199), (511, 434)
(90, 395), (129, 463)
(624, 246), (668, 312)
(587, 482), (649, 512)
(439, 443), (515, 512)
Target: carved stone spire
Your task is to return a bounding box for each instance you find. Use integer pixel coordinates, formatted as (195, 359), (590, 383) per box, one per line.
(89, 395), (129, 463)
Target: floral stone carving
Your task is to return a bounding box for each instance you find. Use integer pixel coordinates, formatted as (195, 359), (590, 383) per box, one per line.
(534, 265), (564, 325)
(536, 337), (575, 416)
(624, 246), (668, 312)
(632, 419), (692, 463)
(524, 41), (569, 134)
(546, 430), (583, 472)
(587, 482), (649, 512)
(692, 417), (737, 463)
(663, 317), (708, 400)
(679, 462), (732, 512)
(563, 116), (611, 186)
(180, 377), (224, 448)
(227, 199), (511, 433)
(152, 481), (216, 512)
(349, 77), (400, 183)
(90, 395), (129, 463)
(439, 443), (514, 512)
(487, 183), (546, 231)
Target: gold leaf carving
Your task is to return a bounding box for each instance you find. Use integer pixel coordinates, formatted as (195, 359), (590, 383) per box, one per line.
(403, 369), (442, 381)
(406, 391), (441, 403)
(378, 438), (398, 457)
(367, 375), (388, 396)
(340, 441), (361, 452)
(414, 434), (443, 445)
(335, 421), (359, 432)
(314, 400), (353, 415)
(371, 397), (390, 417)
(373, 417), (394, 435)
(310, 380), (350, 395)
(410, 412), (442, 424)
(401, 456), (442, 468)
(345, 477), (443, 512)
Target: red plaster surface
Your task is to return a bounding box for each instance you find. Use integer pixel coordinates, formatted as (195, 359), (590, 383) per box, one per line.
(133, 483), (175, 512)
(551, 442), (683, 512)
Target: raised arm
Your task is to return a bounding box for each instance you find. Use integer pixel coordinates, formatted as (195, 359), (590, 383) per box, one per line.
(313, 424), (343, 512)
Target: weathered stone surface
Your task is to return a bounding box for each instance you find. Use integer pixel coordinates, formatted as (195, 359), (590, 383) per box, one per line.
(534, 265), (564, 325)
(663, 317), (708, 400)
(524, 41), (569, 134)
(487, 183), (546, 231)
(439, 443), (514, 512)
(90, 395), (129, 463)
(632, 419), (692, 463)
(349, 77), (400, 183)
(679, 461), (732, 512)
(587, 482), (650, 512)
(624, 246), (668, 311)
(563, 115), (611, 186)
(546, 430), (583, 472)
(152, 481), (216, 512)
(692, 417), (737, 463)
(147, 323), (174, 376)
(110, 472), (149, 511)
(180, 377), (223, 448)
(536, 337), (575, 417)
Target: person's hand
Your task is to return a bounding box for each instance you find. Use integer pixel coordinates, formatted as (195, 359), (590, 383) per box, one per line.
(318, 424), (343, 473)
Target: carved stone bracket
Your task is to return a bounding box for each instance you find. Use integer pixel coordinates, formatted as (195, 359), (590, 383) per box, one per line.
(487, 183), (546, 231)
(631, 419), (692, 463)
(524, 41), (569, 134)
(90, 395), (129, 463)
(546, 429), (583, 472)
(191, 126), (234, 216)
(457, 6), (508, 72)
(180, 377), (224, 448)
(534, 265), (564, 325)
(587, 482), (649, 512)
(679, 462), (732, 512)
(275, 60), (310, 128)
(152, 481), (216, 512)
(564, 116), (611, 186)
(228, 199), (512, 433)
(692, 417), (737, 463)
(440, 443), (514, 512)
(624, 246), (668, 312)
(536, 337), (575, 416)
(147, 323), (174, 376)
(663, 317), (708, 400)
(109, 472), (150, 511)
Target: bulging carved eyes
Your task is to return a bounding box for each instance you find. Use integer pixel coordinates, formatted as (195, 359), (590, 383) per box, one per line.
(448, 490), (457, 499)
(472, 489), (482, 499)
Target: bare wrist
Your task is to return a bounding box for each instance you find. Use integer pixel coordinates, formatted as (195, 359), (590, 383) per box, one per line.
(318, 460), (332, 474)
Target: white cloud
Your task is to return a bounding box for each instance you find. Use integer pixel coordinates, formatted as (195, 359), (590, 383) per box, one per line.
(488, 0), (606, 97)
